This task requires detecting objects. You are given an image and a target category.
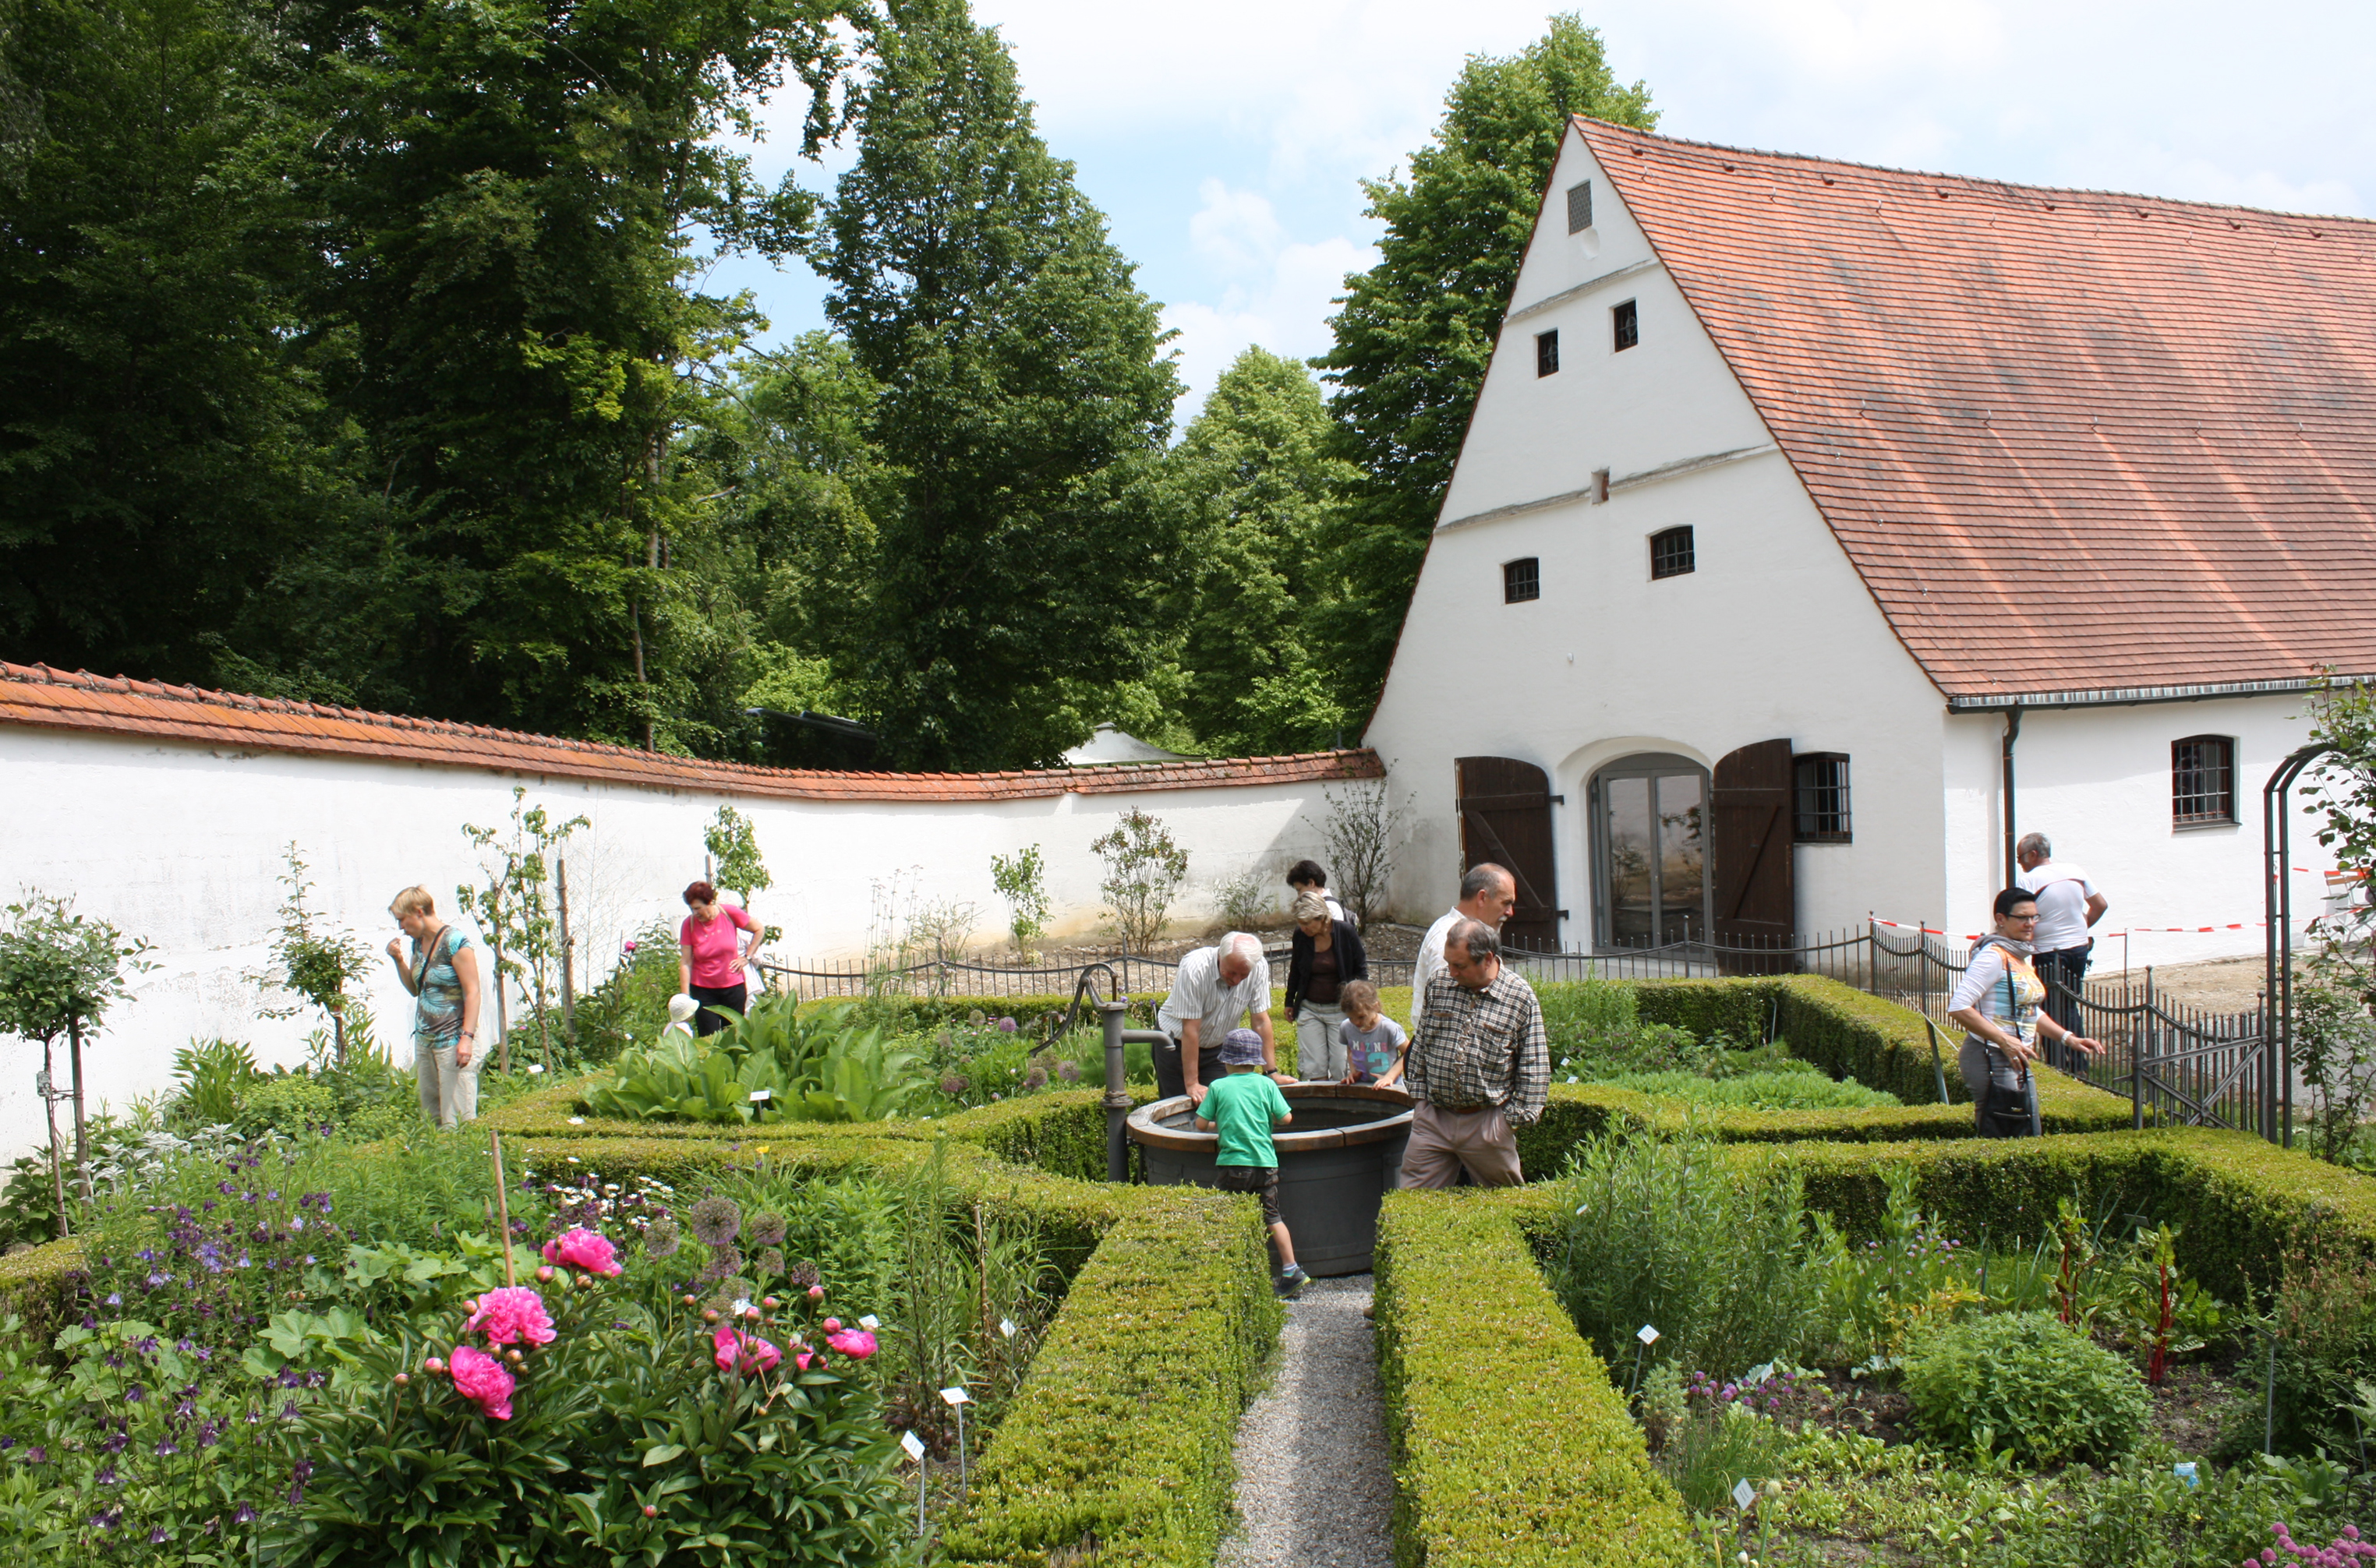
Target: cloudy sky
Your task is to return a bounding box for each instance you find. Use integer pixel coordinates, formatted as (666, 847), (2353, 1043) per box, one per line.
(705, 0), (2374, 421)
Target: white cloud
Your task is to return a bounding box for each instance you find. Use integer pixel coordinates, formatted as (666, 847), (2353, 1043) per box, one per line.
(1162, 179), (1375, 421)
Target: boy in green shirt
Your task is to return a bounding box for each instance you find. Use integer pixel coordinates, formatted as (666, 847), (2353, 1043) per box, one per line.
(1194, 1027), (1310, 1298)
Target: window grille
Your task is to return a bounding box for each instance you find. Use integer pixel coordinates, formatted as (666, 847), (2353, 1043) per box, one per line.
(1503, 557), (1540, 603)
(2172, 736), (2236, 825)
(1649, 526), (1694, 580)
(1794, 754), (1852, 842)
(1566, 181), (1593, 234)
(1613, 298), (1639, 351)
(1535, 330), (1560, 377)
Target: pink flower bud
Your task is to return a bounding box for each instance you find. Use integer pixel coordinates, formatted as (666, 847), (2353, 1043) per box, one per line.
(807, 1285), (824, 1300)
(762, 1296), (780, 1310)
(642, 1505), (657, 1518)
(393, 1372), (410, 1386)
(536, 1266), (554, 1283)
(703, 1308), (720, 1323)
(823, 1318), (841, 1333)
(424, 1357), (447, 1375)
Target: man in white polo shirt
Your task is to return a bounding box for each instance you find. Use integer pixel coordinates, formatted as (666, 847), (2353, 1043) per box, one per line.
(2016, 832), (2109, 1070)
(1156, 932), (1278, 1105)
(1411, 863), (1518, 1040)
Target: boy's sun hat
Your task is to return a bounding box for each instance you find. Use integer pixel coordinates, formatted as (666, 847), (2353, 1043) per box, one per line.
(1220, 1027), (1266, 1067)
(667, 993), (699, 1024)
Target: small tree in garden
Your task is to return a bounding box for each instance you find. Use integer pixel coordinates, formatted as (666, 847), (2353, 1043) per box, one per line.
(252, 843), (374, 1069)
(2298, 673), (2376, 1163)
(1306, 773), (1413, 931)
(0, 894), (153, 1231)
(1092, 809), (1188, 955)
(989, 844), (1051, 955)
(704, 805), (773, 901)
(459, 788), (589, 1072)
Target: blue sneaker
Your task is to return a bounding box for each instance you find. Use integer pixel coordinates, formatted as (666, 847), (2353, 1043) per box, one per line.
(1275, 1266), (1310, 1300)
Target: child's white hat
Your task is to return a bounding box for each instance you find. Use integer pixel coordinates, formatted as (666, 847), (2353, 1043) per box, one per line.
(667, 993), (699, 1024)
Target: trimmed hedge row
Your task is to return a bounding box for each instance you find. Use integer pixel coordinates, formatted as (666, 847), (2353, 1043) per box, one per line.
(1374, 1192), (1691, 1566)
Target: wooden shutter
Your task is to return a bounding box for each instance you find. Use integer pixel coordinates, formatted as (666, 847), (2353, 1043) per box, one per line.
(1710, 739), (1794, 974)
(1455, 757), (1562, 952)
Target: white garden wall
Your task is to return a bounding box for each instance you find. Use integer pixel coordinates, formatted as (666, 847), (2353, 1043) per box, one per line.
(0, 722), (1347, 1160)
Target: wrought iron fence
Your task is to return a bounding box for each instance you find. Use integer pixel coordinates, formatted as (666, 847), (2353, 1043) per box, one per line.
(754, 920), (2286, 1141)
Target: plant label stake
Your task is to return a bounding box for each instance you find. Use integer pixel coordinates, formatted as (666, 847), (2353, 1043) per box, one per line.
(2265, 1332), (2279, 1456)
(488, 1130), (517, 1287)
(1628, 1323), (1659, 1402)
(859, 1315), (880, 1331)
(999, 1317), (1017, 1340)
(900, 1429), (927, 1533)
(1732, 1478), (1756, 1513)
(940, 1386), (974, 1494)
(2173, 1461), (2199, 1489)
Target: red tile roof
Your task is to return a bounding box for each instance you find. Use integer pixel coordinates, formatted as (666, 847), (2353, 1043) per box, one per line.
(1576, 118), (2376, 701)
(0, 662), (1383, 800)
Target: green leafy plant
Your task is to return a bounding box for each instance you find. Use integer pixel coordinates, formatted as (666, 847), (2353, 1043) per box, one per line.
(169, 1037), (261, 1127)
(0, 892), (155, 1231)
(585, 1000), (930, 1125)
(1547, 1126), (1816, 1379)
(1600, 1068), (1898, 1111)
(703, 806), (774, 902)
(250, 844), (375, 1071)
(1902, 1311), (2149, 1465)
(458, 787), (589, 1073)
(1091, 808), (1188, 955)
(989, 844), (1051, 955)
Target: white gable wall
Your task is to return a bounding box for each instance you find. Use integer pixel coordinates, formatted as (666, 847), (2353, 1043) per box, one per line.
(1367, 125), (1952, 943)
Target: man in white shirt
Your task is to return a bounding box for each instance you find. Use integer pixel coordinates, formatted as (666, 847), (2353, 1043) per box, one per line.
(1410, 863), (1518, 1040)
(2015, 832), (2109, 1068)
(1156, 932), (1278, 1105)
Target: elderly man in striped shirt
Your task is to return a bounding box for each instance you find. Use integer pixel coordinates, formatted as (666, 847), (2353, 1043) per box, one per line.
(1398, 918), (1548, 1188)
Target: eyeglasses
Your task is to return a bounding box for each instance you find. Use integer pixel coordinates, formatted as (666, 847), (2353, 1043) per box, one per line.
(2007, 913), (2038, 922)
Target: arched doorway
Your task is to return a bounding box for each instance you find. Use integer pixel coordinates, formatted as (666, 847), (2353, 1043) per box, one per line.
(1589, 754), (1710, 948)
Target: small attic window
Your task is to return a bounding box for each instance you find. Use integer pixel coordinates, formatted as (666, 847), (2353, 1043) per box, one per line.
(1535, 330), (1560, 377)
(1613, 298), (1639, 352)
(1566, 180), (1593, 234)
(1503, 557), (1540, 603)
(1649, 526), (1694, 580)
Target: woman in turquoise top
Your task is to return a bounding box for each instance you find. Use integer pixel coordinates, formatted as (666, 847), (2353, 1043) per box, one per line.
(385, 885), (485, 1129)
(1946, 888), (2102, 1136)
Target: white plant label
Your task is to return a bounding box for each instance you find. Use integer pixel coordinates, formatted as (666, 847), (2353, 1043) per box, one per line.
(939, 1386), (973, 1407)
(999, 1318), (1017, 1340)
(858, 1315), (880, 1331)
(1732, 1479), (1756, 1511)
(748, 1089), (772, 1103)
(1636, 1324), (1660, 1346)
(900, 1431), (926, 1462)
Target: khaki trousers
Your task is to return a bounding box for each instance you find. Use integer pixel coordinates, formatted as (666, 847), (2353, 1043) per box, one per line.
(1398, 1102), (1523, 1188)
(415, 1037), (482, 1130)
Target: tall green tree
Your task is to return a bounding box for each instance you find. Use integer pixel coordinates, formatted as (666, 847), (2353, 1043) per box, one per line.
(1165, 347), (1359, 757)
(288, 0), (861, 747)
(815, 0), (1183, 771)
(0, 0), (348, 684)
(1315, 15), (1655, 723)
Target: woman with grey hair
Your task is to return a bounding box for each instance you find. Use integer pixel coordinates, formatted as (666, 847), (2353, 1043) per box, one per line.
(1284, 892), (1367, 1080)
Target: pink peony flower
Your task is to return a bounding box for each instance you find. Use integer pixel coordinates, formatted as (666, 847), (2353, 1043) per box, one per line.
(449, 1346), (515, 1421)
(463, 1286), (557, 1348)
(826, 1328), (877, 1361)
(541, 1227), (623, 1278)
(712, 1324), (782, 1376)
(794, 1351), (822, 1371)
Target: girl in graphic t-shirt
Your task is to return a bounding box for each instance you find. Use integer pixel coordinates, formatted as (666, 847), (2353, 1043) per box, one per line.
(1946, 888), (2103, 1136)
(678, 881), (760, 1037)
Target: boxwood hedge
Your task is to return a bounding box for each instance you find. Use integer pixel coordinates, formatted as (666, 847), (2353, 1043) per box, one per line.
(1374, 1192), (1691, 1566)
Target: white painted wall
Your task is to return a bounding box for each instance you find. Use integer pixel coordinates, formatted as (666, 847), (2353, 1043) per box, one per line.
(1368, 123), (1950, 942)
(0, 727), (1338, 1159)
(1940, 696), (2331, 972)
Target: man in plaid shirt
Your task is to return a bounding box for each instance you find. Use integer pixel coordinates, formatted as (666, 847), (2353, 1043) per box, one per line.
(1399, 919), (1548, 1187)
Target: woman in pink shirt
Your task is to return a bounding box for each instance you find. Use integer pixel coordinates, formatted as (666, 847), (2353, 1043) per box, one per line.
(678, 881), (758, 1036)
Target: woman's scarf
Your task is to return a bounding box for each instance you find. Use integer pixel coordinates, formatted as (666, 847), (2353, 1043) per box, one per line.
(1972, 932), (2035, 959)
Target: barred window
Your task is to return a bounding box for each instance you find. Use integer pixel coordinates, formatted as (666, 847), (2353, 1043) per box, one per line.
(1794, 754), (1852, 842)
(1503, 557), (1540, 603)
(1536, 329), (1560, 377)
(1613, 298), (1639, 351)
(1649, 526), (1695, 580)
(1566, 180), (1593, 233)
(2172, 736), (2236, 825)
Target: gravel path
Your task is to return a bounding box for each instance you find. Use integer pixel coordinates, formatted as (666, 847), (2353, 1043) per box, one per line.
(1216, 1274), (1394, 1568)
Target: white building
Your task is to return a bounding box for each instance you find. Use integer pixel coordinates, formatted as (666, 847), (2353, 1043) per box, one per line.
(1365, 118), (2376, 962)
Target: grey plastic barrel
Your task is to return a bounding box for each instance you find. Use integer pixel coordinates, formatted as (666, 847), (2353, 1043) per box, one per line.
(1126, 1083), (1413, 1277)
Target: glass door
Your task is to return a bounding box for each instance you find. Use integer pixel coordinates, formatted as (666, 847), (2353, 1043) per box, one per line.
(1593, 754), (1709, 948)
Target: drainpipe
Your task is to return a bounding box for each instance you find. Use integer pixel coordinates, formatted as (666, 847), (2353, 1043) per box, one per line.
(2001, 706), (2023, 889)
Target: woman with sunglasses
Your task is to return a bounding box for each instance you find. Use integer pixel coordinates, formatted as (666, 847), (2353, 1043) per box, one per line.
(1945, 888), (2105, 1136)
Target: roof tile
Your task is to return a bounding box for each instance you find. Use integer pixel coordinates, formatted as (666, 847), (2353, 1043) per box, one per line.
(1576, 118), (2376, 697)
(0, 662), (1382, 801)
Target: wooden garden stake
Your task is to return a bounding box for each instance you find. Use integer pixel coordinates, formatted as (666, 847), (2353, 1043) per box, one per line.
(489, 1129), (517, 1287)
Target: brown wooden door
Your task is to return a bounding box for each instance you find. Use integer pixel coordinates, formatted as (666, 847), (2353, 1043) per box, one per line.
(1710, 739), (1794, 973)
(1455, 757), (1562, 952)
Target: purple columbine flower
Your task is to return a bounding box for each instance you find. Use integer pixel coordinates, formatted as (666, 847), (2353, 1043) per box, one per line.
(234, 1504), (256, 1524)
(104, 1293), (121, 1306)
